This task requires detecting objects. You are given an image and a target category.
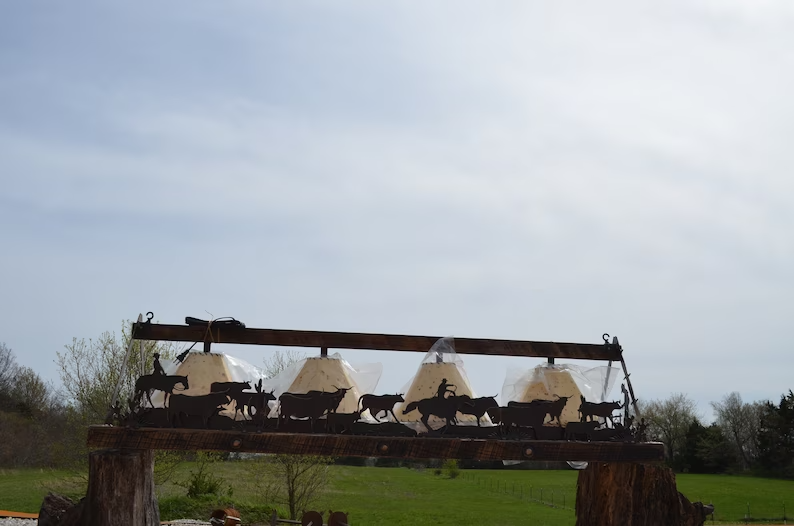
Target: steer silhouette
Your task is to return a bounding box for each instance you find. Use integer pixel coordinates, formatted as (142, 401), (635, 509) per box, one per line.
(579, 395), (622, 426)
(278, 387), (351, 431)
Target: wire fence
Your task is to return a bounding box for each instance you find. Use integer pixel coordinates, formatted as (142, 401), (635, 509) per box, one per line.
(457, 471), (575, 511)
(703, 501), (789, 525)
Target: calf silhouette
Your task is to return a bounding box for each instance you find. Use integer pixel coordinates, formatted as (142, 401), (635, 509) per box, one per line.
(497, 405), (547, 433)
(326, 411), (361, 433)
(358, 393), (404, 422)
(564, 420), (601, 441)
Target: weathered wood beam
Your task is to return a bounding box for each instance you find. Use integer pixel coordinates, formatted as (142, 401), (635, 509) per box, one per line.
(132, 323), (621, 360)
(87, 427), (664, 462)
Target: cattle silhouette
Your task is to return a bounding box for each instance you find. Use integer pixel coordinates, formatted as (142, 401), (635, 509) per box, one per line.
(579, 395), (622, 425)
(278, 387), (351, 431)
(358, 393), (404, 422)
(402, 395), (472, 431)
(169, 391), (231, 428)
(455, 395), (498, 427)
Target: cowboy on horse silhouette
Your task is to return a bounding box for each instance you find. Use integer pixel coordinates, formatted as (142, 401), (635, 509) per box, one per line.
(436, 378), (456, 399)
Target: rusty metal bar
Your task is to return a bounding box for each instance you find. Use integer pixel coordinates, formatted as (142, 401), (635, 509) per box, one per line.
(131, 322), (622, 361)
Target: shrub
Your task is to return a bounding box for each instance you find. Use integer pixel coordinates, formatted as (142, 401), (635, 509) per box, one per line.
(442, 459), (460, 479)
(177, 452), (231, 498)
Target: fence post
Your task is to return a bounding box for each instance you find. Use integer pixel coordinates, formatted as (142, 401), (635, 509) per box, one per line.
(552, 489), (554, 507)
(541, 488), (543, 503)
(271, 509), (278, 526)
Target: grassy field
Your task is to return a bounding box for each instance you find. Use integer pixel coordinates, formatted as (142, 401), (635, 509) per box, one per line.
(2, 463), (793, 525)
(676, 473), (794, 523)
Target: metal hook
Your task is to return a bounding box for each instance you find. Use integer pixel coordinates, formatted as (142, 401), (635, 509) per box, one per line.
(602, 333), (610, 343)
(145, 312), (154, 324)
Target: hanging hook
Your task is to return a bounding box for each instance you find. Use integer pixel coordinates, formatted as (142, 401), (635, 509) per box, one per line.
(145, 312), (154, 324)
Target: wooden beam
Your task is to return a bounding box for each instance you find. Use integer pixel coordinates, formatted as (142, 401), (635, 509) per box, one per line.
(87, 427), (663, 462)
(132, 323), (621, 361)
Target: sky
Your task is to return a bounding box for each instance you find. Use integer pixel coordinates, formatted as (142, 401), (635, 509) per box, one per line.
(1, 1), (792, 421)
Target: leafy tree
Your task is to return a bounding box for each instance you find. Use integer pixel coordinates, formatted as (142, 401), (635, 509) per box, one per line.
(55, 322), (183, 473)
(711, 392), (762, 470)
(56, 321), (177, 423)
(640, 393), (700, 465)
(756, 391), (794, 478)
(680, 420), (738, 474)
(0, 343), (67, 468)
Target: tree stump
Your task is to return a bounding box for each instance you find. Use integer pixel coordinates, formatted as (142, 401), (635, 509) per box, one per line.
(80, 448), (159, 526)
(575, 463), (710, 526)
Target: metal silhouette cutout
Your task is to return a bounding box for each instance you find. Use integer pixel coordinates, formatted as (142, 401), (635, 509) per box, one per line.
(358, 393), (404, 422)
(278, 387), (351, 431)
(115, 336), (644, 444)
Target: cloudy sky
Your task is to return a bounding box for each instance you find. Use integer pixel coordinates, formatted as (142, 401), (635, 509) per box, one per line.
(1, 1), (792, 418)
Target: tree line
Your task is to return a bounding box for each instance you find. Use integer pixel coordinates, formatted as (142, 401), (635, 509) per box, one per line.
(641, 391), (794, 477)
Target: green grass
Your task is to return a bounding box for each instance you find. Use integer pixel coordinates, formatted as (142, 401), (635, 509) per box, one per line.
(314, 466), (577, 526)
(0, 468), (79, 512)
(676, 473), (794, 523)
(3, 463), (793, 525)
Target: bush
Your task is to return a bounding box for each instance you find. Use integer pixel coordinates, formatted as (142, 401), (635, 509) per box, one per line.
(177, 452), (231, 498)
(442, 459), (460, 479)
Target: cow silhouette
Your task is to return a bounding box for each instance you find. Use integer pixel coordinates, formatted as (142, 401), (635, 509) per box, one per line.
(169, 391), (230, 428)
(278, 387), (351, 431)
(579, 395), (622, 425)
(402, 395), (472, 431)
(358, 393), (404, 422)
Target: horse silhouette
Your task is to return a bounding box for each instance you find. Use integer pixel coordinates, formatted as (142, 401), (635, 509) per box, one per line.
(134, 374), (189, 408)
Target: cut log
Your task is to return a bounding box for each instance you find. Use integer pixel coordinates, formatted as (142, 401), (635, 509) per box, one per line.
(576, 462), (711, 526)
(81, 448), (159, 526)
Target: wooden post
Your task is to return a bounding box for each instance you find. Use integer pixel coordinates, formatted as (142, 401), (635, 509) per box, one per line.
(575, 463), (711, 526)
(81, 448), (159, 526)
